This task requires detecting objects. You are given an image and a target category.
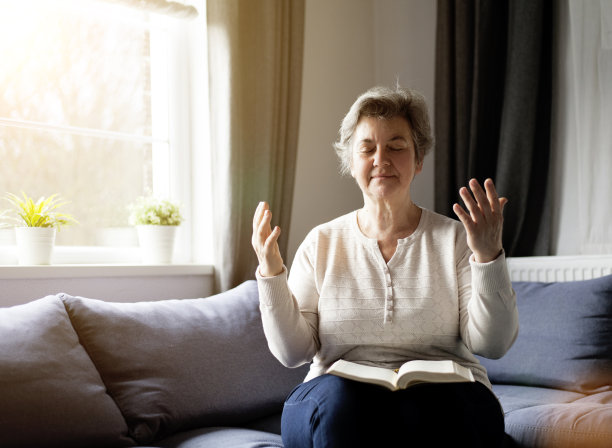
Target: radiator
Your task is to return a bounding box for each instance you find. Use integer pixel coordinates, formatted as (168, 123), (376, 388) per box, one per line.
(506, 254), (612, 282)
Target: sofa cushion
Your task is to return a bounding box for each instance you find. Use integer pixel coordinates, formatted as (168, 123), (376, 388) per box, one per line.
(504, 391), (612, 448)
(62, 281), (308, 444)
(477, 275), (612, 393)
(150, 427), (284, 448)
(492, 384), (586, 414)
(0, 295), (132, 448)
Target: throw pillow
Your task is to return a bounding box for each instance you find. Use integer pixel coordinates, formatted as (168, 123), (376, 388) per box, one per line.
(0, 295), (132, 448)
(62, 281), (308, 444)
(478, 274), (612, 393)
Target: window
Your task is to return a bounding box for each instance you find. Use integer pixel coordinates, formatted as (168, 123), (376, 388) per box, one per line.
(0, 0), (209, 264)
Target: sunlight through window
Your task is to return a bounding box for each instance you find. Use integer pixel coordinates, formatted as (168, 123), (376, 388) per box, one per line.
(0, 0), (171, 247)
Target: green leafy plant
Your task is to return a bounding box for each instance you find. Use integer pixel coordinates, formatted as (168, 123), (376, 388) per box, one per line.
(128, 196), (184, 226)
(4, 192), (78, 229)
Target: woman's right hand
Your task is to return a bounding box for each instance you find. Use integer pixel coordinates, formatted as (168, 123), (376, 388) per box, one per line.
(252, 202), (284, 277)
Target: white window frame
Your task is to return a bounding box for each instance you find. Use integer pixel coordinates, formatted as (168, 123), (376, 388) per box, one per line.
(0, 0), (213, 267)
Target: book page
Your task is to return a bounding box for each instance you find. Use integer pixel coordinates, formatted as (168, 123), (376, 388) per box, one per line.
(396, 360), (474, 389)
(326, 359), (399, 390)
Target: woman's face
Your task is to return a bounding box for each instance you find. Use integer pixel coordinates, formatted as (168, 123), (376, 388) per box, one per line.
(350, 115), (422, 203)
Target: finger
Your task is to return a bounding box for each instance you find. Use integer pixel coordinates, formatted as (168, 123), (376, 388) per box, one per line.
(252, 203), (264, 247)
(253, 201), (267, 230)
(254, 202), (272, 235)
(483, 179), (501, 214)
(259, 209), (273, 235)
(265, 226), (281, 251)
(453, 203), (475, 232)
(459, 186), (481, 222)
(499, 197), (508, 214)
(469, 178), (492, 219)
(254, 209), (272, 249)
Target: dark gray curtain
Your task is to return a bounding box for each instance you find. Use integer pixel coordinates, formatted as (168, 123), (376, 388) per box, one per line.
(435, 0), (553, 256)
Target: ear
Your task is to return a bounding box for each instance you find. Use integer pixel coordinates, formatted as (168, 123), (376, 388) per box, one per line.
(415, 159), (423, 175)
(414, 154), (424, 177)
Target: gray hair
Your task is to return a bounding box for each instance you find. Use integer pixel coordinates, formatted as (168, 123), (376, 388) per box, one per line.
(333, 86), (434, 176)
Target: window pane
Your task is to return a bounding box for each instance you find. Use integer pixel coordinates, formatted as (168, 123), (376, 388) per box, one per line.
(0, 0), (168, 247)
(0, 0), (152, 135)
(0, 126), (154, 246)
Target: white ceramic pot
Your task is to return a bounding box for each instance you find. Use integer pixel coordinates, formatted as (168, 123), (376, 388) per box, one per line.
(136, 225), (178, 264)
(15, 227), (57, 265)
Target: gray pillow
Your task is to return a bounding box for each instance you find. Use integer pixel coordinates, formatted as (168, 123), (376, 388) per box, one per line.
(478, 275), (612, 393)
(0, 295), (132, 448)
(62, 281), (308, 444)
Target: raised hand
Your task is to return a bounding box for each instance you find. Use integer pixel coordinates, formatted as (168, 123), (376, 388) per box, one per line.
(252, 201), (284, 277)
(453, 178), (508, 263)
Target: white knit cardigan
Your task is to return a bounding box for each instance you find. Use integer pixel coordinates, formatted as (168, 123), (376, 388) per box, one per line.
(256, 208), (519, 388)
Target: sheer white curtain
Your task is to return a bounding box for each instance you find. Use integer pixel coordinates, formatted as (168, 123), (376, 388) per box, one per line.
(552, 0), (612, 254)
(100, 0), (199, 18)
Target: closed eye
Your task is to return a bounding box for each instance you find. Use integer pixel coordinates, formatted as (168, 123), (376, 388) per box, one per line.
(358, 146), (375, 153)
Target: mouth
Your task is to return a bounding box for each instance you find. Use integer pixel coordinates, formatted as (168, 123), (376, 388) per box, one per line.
(370, 174), (395, 181)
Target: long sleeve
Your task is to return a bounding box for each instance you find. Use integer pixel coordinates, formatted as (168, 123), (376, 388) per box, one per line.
(256, 235), (320, 368)
(458, 250), (519, 359)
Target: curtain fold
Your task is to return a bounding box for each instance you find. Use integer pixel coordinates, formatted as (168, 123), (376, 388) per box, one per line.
(435, 0), (553, 256)
(207, 0), (305, 291)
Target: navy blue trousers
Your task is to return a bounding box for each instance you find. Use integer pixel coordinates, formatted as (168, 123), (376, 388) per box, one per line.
(281, 374), (505, 448)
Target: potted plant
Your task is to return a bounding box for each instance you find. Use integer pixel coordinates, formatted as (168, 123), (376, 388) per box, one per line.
(4, 192), (78, 265)
(128, 196), (184, 264)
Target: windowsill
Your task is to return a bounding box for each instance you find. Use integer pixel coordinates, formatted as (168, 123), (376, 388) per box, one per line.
(0, 263), (214, 279)
(0, 245), (214, 279)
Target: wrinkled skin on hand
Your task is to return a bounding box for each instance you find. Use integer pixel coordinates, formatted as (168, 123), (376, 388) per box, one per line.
(453, 178), (508, 263)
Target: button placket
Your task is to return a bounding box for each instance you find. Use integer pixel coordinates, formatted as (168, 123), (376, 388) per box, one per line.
(383, 266), (394, 324)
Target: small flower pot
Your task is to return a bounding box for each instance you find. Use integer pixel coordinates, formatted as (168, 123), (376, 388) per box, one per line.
(15, 227), (56, 265)
(136, 225), (178, 264)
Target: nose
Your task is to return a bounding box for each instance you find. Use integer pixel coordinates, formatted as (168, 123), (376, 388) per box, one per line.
(373, 146), (390, 166)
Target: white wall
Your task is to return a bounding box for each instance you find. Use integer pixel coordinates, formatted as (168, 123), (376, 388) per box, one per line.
(0, 266), (214, 306)
(372, 0), (437, 214)
(288, 0), (437, 263)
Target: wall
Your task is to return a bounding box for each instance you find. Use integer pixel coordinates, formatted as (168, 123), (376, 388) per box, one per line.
(288, 0), (437, 263)
(0, 265), (214, 306)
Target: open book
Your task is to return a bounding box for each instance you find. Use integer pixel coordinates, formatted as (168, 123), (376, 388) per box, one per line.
(326, 359), (475, 391)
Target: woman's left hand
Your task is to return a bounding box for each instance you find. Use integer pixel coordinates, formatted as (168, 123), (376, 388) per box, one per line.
(453, 178), (508, 263)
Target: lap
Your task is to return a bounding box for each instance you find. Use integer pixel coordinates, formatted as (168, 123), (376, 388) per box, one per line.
(282, 374), (504, 448)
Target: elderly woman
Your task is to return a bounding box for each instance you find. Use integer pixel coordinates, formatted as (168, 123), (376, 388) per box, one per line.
(252, 86), (518, 447)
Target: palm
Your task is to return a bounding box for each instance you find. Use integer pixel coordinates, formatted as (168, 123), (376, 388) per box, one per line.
(251, 202), (284, 277)
(453, 178), (507, 263)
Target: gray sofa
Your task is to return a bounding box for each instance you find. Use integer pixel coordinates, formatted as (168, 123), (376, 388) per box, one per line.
(0, 281), (308, 448)
(1, 272), (611, 447)
(480, 274), (612, 448)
